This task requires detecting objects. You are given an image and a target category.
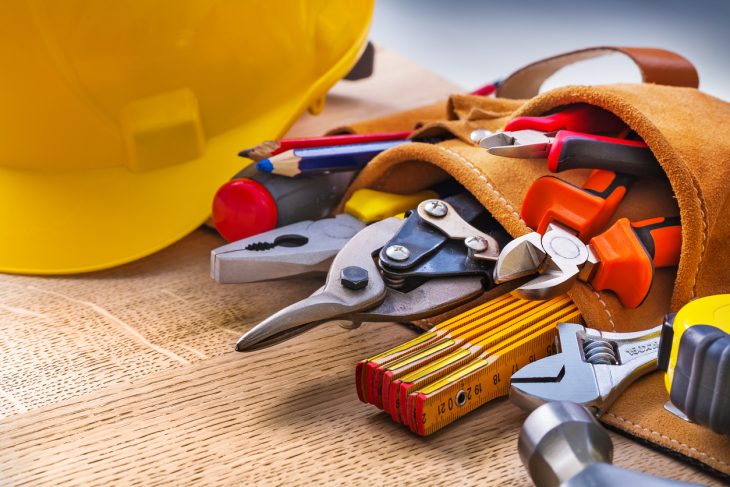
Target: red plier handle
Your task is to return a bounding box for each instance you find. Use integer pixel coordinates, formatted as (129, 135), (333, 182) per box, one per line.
(504, 103), (626, 135)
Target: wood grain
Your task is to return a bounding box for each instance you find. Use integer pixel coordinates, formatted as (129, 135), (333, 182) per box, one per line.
(0, 47), (720, 486)
(0, 323), (720, 485)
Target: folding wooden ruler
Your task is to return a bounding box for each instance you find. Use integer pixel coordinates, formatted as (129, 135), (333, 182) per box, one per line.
(356, 293), (582, 435)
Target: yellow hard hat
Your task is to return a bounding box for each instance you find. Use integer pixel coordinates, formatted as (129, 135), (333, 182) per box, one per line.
(0, 0), (374, 274)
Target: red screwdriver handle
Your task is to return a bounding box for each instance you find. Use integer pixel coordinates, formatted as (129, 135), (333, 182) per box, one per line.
(548, 131), (662, 178)
(522, 170), (631, 241)
(589, 216), (682, 308)
(504, 104), (626, 135)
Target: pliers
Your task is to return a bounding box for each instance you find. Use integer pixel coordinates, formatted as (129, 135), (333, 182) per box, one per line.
(211, 214), (365, 283)
(481, 104), (680, 307)
(211, 188), (437, 284)
(235, 194), (512, 351)
(479, 103), (662, 178)
(510, 321), (663, 415)
(495, 216), (681, 309)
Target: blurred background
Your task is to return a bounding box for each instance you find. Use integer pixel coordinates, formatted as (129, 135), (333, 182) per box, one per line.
(370, 0), (730, 101)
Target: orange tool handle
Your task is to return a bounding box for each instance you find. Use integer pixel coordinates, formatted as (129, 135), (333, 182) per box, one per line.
(589, 216), (682, 308)
(521, 170), (631, 242)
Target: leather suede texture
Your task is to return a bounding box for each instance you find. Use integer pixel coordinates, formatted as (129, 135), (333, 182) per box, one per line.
(331, 85), (730, 477)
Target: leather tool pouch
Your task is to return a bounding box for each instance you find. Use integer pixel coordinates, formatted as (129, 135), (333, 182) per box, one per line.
(330, 47), (730, 477)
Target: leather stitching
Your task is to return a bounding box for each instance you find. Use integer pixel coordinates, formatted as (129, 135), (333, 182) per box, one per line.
(590, 286), (616, 332)
(436, 145), (525, 225)
(604, 412), (729, 468)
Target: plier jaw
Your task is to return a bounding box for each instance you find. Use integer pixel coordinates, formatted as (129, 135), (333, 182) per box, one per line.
(211, 214), (365, 284)
(494, 223), (587, 301)
(479, 129), (554, 158)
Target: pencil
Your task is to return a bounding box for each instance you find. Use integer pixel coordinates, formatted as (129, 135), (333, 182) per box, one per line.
(255, 140), (410, 177)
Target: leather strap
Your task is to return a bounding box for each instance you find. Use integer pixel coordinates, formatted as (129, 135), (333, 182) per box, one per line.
(496, 46), (699, 99)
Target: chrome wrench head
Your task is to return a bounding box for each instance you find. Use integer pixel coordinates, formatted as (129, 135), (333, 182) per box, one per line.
(510, 322), (663, 415)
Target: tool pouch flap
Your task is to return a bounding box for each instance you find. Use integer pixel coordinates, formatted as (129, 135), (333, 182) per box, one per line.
(334, 47), (730, 477)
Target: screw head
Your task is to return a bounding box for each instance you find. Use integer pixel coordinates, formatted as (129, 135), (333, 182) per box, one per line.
(470, 129), (492, 143)
(340, 266), (369, 290)
(424, 200), (448, 218)
(385, 245), (411, 262)
(464, 236), (488, 252)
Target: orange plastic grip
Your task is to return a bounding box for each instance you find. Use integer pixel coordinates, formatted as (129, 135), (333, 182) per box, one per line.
(589, 216), (681, 308)
(631, 217), (682, 267)
(521, 170), (629, 241)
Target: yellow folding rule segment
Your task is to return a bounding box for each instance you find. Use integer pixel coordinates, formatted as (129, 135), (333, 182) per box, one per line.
(391, 297), (577, 425)
(354, 292), (582, 435)
(411, 308), (582, 435)
(384, 296), (573, 423)
(357, 293), (526, 407)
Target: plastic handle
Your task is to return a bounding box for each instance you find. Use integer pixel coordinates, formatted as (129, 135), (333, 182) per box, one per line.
(521, 170), (630, 241)
(657, 295), (730, 436)
(548, 131), (663, 178)
(504, 104), (626, 135)
(670, 324), (730, 436)
(588, 216), (681, 308)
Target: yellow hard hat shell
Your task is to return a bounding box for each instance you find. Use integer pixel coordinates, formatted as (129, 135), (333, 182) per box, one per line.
(0, 0), (374, 274)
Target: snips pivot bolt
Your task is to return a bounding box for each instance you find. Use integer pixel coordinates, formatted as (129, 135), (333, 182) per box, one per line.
(385, 245), (411, 261)
(464, 236), (489, 253)
(340, 266), (369, 290)
(423, 200), (448, 218)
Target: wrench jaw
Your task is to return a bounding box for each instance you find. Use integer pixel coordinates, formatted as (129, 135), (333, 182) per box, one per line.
(510, 323), (603, 413)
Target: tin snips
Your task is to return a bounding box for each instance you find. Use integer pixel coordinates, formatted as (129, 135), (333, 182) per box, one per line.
(235, 193), (512, 351)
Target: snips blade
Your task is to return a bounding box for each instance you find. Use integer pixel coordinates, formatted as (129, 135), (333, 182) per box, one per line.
(211, 214), (365, 284)
(235, 217), (403, 351)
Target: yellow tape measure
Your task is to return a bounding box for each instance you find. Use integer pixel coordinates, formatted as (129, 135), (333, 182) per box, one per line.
(356, 293), (582, 435)
(658, 294), (730, 435)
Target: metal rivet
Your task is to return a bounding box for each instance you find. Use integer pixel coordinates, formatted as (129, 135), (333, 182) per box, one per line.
(385, 245), (411, 261)
(424, 200), (448, 218)
(464, 236), (488, 252)
(340, 266), (369, 290)
(470, 129), (492, 143)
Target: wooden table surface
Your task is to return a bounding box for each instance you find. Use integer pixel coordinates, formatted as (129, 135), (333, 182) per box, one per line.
(0, 48), (721, 486)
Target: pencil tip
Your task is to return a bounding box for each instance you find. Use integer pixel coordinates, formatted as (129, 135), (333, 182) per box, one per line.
(255, 159), (273, 173)
(238, 149), (252, 158)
